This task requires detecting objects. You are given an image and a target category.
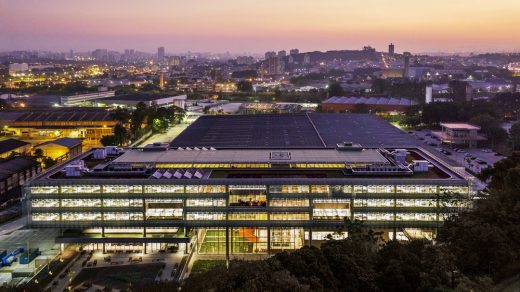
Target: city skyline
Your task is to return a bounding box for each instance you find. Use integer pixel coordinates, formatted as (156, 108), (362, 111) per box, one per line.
(2, 0), (520, 54)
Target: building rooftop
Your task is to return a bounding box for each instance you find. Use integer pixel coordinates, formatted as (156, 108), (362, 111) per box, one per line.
(0, 138), (30, 155)
(101, 94), (186, 102)
(34, 146), (467, 183)
(0, 157), (39, 180)
(12, 109), (114, 122)
(39, 137), (82, 149)
(323, 96), (412, 106)
(170, 113), (419, 149)
(440, 123), (481, 130)
(112, 148), (390, 165)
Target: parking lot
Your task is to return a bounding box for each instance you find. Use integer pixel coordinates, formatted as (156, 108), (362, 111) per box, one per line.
(408, 129), (505, 174)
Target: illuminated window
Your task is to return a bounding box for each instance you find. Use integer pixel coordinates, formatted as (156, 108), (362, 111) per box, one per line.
(269, 185), (309, 194)
(144, 185), (184, 193)
(62, 212), (102, 221)
(439, 186), (469, 195)
(367, 185), (394, 193)
(61, 185), (101, 194)
(186, 212), (226, 220)
(396, 185), (437, 194)
(269, 199), (309, 207)
(270, 213), (309, 220)
(30, 186), (59, 194)
(32, 213), (59, 221)
(146, 208), (183, 219)
(31, 199), (59, 208)
(228, 213), (268, 220)
(62, 199), (101, 207)
(103, 185), (142, 194)
(104, 212), (143, 221)
(104, 199), (143, 207)
(185, 185), (226, 194)
(186, 199), (226, 207)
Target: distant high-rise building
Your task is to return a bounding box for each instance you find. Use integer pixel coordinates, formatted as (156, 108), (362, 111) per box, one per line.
(289, 49), (299, 55)
(92, 49), (108, 61)
(389, 43), (395, 55)
(159, 71), (165, 89)
(265, 51), (276, 60)
(158, 47), (165, 63)
(278, 50), (287, 58)
(266, 56), (284, 76)
(303, 53), (311, 64)
(403, 52), (412, 78)
(8, 63), (29, 75)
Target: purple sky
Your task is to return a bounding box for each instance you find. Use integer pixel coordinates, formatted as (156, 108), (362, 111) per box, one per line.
(2, 0), (520, 54)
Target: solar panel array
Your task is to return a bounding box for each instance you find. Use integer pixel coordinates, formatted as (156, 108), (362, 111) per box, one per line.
(308, 113), (418, 147)
(170, 113), (420, 149)
(14, 110), (113, 122)
(324, 96), (412, 106)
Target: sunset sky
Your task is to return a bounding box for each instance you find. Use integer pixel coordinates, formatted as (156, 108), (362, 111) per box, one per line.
(1, 0), (520, 54)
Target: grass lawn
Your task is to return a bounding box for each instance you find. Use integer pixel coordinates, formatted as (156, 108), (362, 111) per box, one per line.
(71, 263), (162, 290)
(191, 260), (225, 273)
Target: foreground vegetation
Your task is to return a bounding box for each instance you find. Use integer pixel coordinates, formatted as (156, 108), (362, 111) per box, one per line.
(177, 154), (520, 291)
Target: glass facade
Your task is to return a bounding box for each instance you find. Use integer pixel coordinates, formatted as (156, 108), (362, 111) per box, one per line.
(26, 182), (471, 251)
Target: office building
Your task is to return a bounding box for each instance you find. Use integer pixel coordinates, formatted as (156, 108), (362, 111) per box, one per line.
(158, 47), (165, 63)
(25, 144), (472, 255)
(389, 43), (395, 55)
(24, 114), (474, 255)
(432, 123), (486, 148)
(278, 50), (287, 58)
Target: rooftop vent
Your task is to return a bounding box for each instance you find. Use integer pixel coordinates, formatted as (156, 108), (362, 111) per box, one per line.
(336, 141), (364, 151)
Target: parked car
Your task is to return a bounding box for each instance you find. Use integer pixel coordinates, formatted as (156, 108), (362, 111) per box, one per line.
(481, 149), (492, 153)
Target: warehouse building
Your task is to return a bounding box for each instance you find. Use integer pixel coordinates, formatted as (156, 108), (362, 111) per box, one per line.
(321, 96), (413, 113)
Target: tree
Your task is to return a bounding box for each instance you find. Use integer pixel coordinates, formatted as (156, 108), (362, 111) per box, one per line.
(111, 107), (131, 124)
(34, 148), (44, 158)
(327, 82), (344, 97)
(42, 157), (57, 168)
(510, 122), (520, 150)
(439, 155), (520, 280)
(130, 102), (147, 138)
(236, 80), (253, 92)
(100, 135), (118, 146)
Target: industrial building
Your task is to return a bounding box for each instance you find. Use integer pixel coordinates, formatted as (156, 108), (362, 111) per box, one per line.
(321, 96), (413, 113)
(24, 114), (474, 256)
(60, 91), (116, 106)
(97, 94), (186, 109)
(4, 109), (116, 149)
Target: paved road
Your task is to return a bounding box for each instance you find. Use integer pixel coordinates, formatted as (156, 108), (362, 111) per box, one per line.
(0, 215), (27, 236)
(138, 120), (194, 147)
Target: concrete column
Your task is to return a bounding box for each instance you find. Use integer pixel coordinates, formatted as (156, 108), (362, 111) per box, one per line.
(225, 227), (230, 269)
